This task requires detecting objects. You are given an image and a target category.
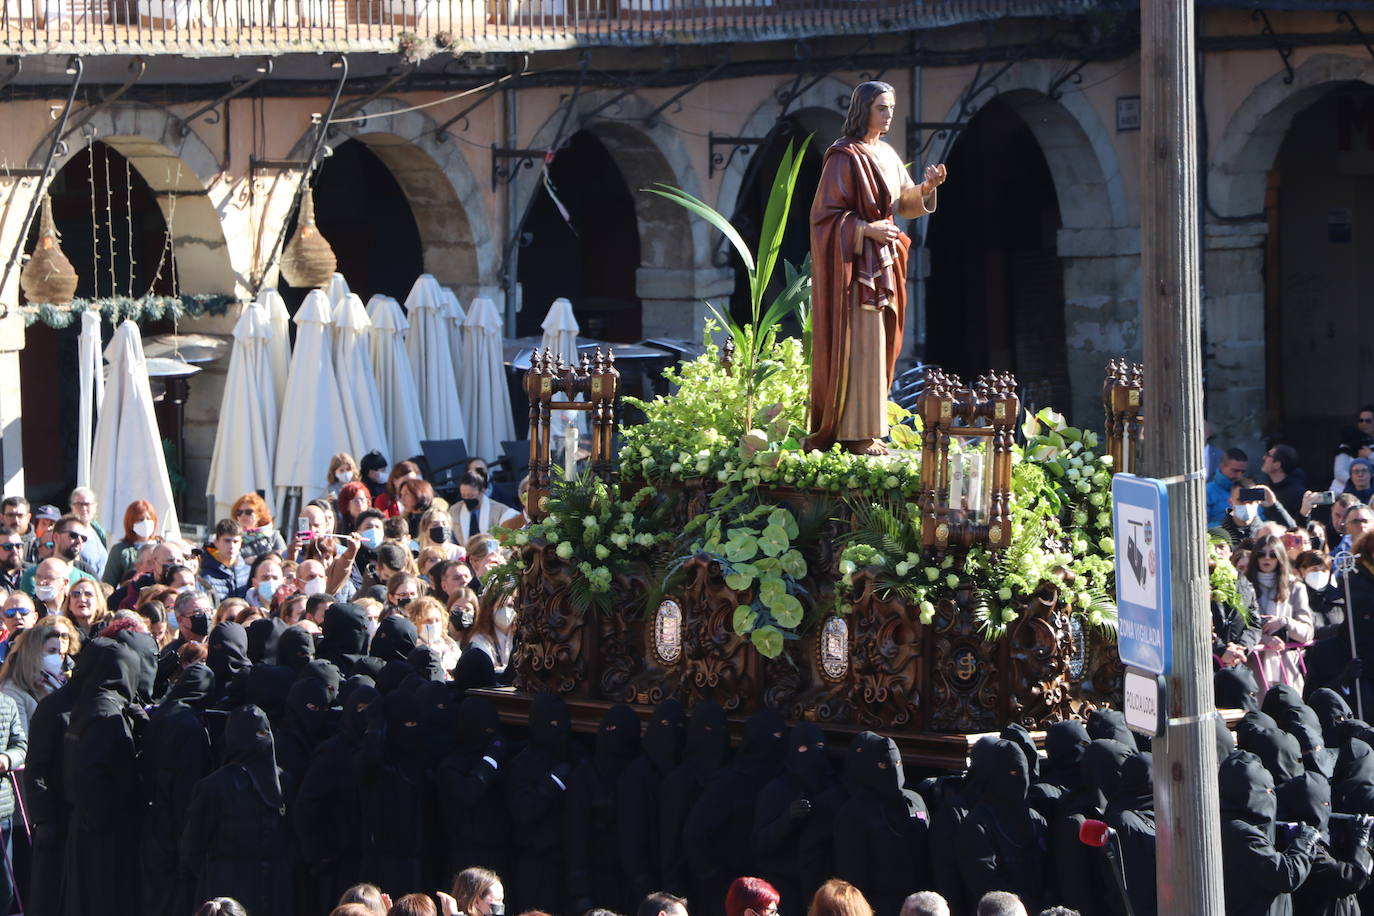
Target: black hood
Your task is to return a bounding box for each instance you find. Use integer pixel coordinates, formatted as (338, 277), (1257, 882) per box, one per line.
(113, 628), (158, 704)
(1081, 739), (1133, 798)
(452, 646), (498, 696)
(963, 735), (1001, 800)
(1261, 684), (1307, 726)
(684, 698), (729, 775)
(641, 699), (686, 775)
(246, 617), (287, 665)
(1310, 689), (1355, 748)
(339, 683), (380, 743)
(596, 703), (641, 775)
(298, 659), (342, 704)
(418, 680), (458, 756)
(285, 677), (331, 743)
(370, 615), (418, 663)
(276, 625), (316, 671)
(85, 636), (140, 705)
(162, 662), (215, 711)
(407, 646), (446, 683)
(1215, 666), (1261, 713)
(1213, 712), (1236, 761)
(736, 708), (787, 774)
(1000, 723), (1041, 782)
(1109, 750), (1153, 816)
(384, 689), (428, 759)
(981, 738), (1031, 810)
(338, 674), (374, 710)
(787, 722), (834, 793)
(225, 703), (284, 810)
(1219, 749), (1277, 828)
(320, 602), (370, 664)
(456, 695), (500, 754)
(376, 660), (415, 694)
(1277, 770), (1332, 837)
(1283, 706), (1338, 779)
(350, 656), (386, 682)
(1042, 720), (1090, 781)
(207, 622), (251, 688)
(530, 693), (571, 760)
(1333, 738), (1374, 812)
(245, 664), (295, 721)
(1087, 708), (1134, 747)
(1237, 712), (1305, 784)
(846, 730), (904, 801)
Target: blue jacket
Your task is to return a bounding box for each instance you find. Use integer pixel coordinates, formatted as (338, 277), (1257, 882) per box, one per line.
(195, 551), (249, 605)
(1207, 469), (1235, 528)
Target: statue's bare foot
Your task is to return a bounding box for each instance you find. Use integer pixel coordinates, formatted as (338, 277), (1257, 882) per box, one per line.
(843, 439), (888, 456)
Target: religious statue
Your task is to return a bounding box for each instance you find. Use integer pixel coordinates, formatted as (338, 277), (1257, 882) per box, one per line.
(806, 81), (946, 455)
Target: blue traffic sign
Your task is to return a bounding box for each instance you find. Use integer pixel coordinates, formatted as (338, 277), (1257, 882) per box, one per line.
(1111, 474), (1172, 675)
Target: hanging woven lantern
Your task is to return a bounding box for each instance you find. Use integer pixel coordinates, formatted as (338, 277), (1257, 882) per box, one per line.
(20, 194), (79, 305)
(279, 185), (336, 289)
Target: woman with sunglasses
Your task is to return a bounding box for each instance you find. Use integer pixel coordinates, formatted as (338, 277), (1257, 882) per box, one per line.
(63, 578), (113, 642)
(1245, 534), (1314, 698)
(230, 493), (287, 564)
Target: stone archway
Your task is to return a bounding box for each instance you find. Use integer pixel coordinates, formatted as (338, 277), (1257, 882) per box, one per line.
(934, 64), (1130, 424)
(515, 92), (719, 339)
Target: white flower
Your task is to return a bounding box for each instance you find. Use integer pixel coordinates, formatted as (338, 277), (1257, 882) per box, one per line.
(594, 545), (610, 560)
(583, 515), (598, 529)
(670, 462), (683, 474)
(555, 541), (574, 559)
(640, 445), (651, 458)
(895, 562), (911, 577)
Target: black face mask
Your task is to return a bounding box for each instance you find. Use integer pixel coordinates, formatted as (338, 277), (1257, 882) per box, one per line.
(393, 596), (413, 610)
(450, 605), (475, 631)
(462, 497), (480, 511)
(429, 526), (450, 544)
(189, 612), (211, 637)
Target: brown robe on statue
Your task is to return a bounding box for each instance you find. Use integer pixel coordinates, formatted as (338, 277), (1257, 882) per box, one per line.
(805, 136), (935, 451)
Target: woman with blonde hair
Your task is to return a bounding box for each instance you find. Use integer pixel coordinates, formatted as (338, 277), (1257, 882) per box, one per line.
(39, 614), (82, 671)
(408, 595), (462, 672)
(324, 452), (361, 501)
(417, 547), (449, 584)
(464, 534), (506, 591)
(417, 507), (462, 561)
(447, 586), (479, 641)
(231, 492), (287, 562)
(0, 624), (64, 729)
(467, 588), (515, 673)
(63, 577), (111, 640)
(806, 880), (872, 916)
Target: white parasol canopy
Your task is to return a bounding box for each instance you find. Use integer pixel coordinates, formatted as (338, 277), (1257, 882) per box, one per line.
(459, 296), (516, 462)
(273, 290), (351, 506)
(205, 301), (279, 520)
(76, 309), (105, 489)
(333, 292), (390, 461)
(91, 320), (180, 538)
(366, 294), (427, 463)
(404, 274), (467, 443)
(440, 285), (467, 388)
(540, 296), (587, 439)
(256, 288), (292, 413)
(325, 272), (351, 313)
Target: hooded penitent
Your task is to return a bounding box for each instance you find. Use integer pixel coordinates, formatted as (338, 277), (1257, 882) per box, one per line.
(618, 699), (686, 905)
(1218, 749), (1319, 916)
(661, 698), (729, 895)
(834, 731), (927, 916)
(206, 622), (251, 695)
(1216, 666), (1262, 713)
(1029, 720), (1090, 819)
(247, 617), (287, 665)
(438, 695), (510, 888)
(567, 704), (642, 911)
(1238, 712), (1306, 787)
(1106, 751), (1157, 916)
(1086, 708), (1135, 747)
(1000, 723), (1041, 783)
(508, 693), (575, 913)
(956, 737), (1047, 911)
(276, 625), (316, 672)
(1050, 738), (1132, 915)
(370, 615), (418, 663)
(319, 602), (370, 671)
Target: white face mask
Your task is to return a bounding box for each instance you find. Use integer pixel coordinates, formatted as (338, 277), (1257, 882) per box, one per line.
(301, 577), (325, 596)
(336, 469), (354, 484)
(41, 652), (63, 676)
(1305, 570), (1331, 590)
(365, 618), (380, 638)
(34, 584), (58, 603)
(132, 519), (156, 539)
(1233, 504), (1259, 524)
(421, 623), (443, 645)
(494, 605), (516, 630)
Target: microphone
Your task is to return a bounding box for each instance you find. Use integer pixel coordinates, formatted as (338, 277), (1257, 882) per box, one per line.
(1079, 819), (1136, 916)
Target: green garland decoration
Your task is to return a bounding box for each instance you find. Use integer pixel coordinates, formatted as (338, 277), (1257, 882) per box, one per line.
(19, 294), (237, 329)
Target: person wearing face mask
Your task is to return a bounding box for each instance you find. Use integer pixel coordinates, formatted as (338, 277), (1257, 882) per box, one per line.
(155, 590), (215, 698)
(753, 723), (844, 912)
(832, 730), (928, 916)
(419, 508), (462, 561)
(385, 572), (424, 616)
(467, 589), (516, 674)
(181, 704), (294, 916)
(1247, 534), (1315, 698)
(445, 866), (506, 916)
(103, 500), (160, 588)
(0, 623), (64, 730)
(323, 452), (361, 502)
(30, 556), (72, 618)
(350, 510), (388, 586)
(1223, 478), (1290, 544)
(359, 451), (390, 501)
(451, 471), (519, 541)
(247, 554), (287, 611)
(955, 738), (1048, 911)
(407, 595), (461, 673)
(295, 559), (331, 601)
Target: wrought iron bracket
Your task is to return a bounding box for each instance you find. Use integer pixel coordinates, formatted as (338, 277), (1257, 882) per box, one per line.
(1047, 60), (1089, 100)
(1338, 11), (1374, 63)
(1253, 9), (1295, 84)
(436, 54), (527, 138)
(642, 46), (732, 127)
(330, 62), (417, 126)
(907, 120), (966, 157)
(709, 134), (768, 179)
(176, 58), (272, 136)
(778, 37), (873, 119)
(34, 56), (146, 156)
(492, 147), (546, 191)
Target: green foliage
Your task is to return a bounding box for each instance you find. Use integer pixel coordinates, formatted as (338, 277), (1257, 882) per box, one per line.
(21, 293), (236, 328)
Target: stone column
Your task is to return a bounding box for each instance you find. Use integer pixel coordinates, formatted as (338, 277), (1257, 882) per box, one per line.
(1201, 220), (1268, 461)
(1057, 226), (1142, 426)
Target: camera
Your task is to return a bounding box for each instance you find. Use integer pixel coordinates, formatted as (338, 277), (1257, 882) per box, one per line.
(1316, 491), (1338, 506)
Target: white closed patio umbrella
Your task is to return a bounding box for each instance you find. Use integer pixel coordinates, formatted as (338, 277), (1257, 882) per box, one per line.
(274, 289), (351, 508)
(206, 302), (279, 520)
(91, 320), (180, 538)
(76, 309), (105, 489)
(460, 296), (516, 463)
(333, 292), (389, 461)
(366, 294), (427, 463)
(325, 272), (351, 313)
(440, 285), (467, 385)
(540, 296), (588, 440)
(404, 274), (467, 443)
(256, 288), (292, 412)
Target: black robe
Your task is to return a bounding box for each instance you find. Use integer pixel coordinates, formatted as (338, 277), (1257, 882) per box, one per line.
(507, 693), (576, 914)
(1219, 749), (1318, 916)
(956, 737), (1049, 911)
(276, 677), (331, 787)
(617, 699), (686, 906)
(1050, 739), (1131, 915)
(1279, 771), (1371, 916)
(181, 704), (294, 916)
(566, 703), (640, 912)
(318, 602), (370, 674)
(1028, 720), (1090, 821)
(833, 730), (928, 916)
(1106, 751), (1157, 916)
(140, 664), (215, 916)
(660, 698), (729, 897)
(59, 638), (143, 916)
(928, 737), (998, 916)
(684, 709), (788, 913)
(358, 689), (432, 897)
(752, 723), (840, 913)
(206, 622), (252, 708)
(437, 696), (511, 882)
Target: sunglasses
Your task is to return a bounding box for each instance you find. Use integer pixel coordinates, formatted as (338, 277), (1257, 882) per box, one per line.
(2, 607), (27, 618)
(60, 531), (87, 542)
(1257, 552), (1280, 560)
(0, 544), (20, 552)
(235, 509), (256, 517)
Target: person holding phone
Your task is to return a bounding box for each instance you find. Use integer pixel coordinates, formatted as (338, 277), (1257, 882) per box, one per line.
(1245, 534), (1314, 698)
(1222, 479), (1294, 544)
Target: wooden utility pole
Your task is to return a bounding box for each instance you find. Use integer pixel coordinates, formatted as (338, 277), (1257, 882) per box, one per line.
(1140, 0), (1226, 912)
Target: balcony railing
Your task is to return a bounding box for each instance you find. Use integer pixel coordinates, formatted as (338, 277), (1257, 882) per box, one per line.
(0, 0), (1112, 55)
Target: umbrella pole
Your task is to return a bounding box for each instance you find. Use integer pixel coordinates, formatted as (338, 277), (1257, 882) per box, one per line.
(280, 486), (303, 541)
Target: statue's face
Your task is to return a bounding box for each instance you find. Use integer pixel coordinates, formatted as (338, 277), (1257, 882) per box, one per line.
(867, 91), (896, 136)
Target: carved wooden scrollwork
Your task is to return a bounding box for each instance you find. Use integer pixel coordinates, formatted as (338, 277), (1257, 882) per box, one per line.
(597, 571), (649, 702)
(847, 567), (924, 730)
(512, 541), (597, 697)
(928, 590), (999, 733)
(677, 553), (760, 713)
(1003, 584), (1076, 728)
